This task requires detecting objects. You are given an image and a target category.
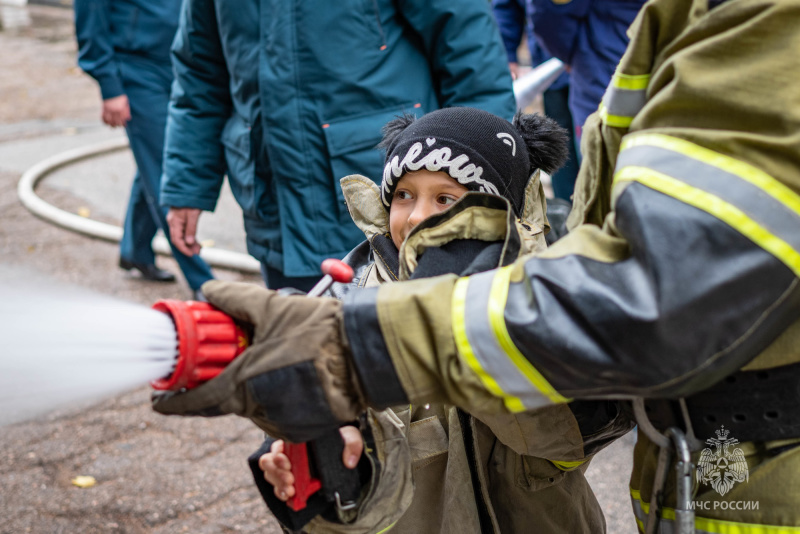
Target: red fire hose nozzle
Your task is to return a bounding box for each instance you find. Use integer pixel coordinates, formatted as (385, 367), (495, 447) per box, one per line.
(151, 258), (354, 391)
(151, 259), (356, 513)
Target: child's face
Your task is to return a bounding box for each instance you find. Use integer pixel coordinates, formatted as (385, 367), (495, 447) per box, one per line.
(389, 170), (468, 249)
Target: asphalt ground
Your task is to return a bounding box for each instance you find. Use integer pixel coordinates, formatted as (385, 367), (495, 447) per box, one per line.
(0, 4), (638, 533)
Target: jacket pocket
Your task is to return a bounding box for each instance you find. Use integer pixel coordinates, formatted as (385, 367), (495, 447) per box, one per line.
(517, 454), (567, 491)
(407, 415), (449, 468)
(322, 104), (425, 219)
(221, 115), (264, 219)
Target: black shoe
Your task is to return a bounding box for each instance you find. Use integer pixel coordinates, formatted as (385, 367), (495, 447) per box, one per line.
(191, 289), (208, 302)
(119, 258), (176, 283)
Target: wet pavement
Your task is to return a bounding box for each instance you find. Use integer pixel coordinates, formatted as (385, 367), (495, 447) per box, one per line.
(0, 4), (638, 533)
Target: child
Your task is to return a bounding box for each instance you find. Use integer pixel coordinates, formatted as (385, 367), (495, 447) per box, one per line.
(250, 107), (631, 533)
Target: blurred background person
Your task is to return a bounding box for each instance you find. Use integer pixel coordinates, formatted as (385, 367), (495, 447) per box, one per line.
(492, 0), (580, 203)
(74, 0), (214, 299)
(161, 0), (516, 292)
(528, 0), (646, 144)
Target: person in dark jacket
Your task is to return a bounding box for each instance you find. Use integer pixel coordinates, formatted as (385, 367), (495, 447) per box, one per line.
(161, 0), (517, 292)
(527, 0), (646, 139)
(492, 0), (581, 202)
(74, 0), (214, 298)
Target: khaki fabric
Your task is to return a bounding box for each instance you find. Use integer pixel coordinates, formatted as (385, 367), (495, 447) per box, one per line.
(340, 175), (390, 240)
(522, 169), (551, 235)
(329, 185), (604, 533)
(305, 408), (414, 534)
(567, 0), (800, 531)
(631, 432), (800, 529)
(398, 195), (546, 281)
(568, 0), (800, 230)
(373, 0), (800, 531)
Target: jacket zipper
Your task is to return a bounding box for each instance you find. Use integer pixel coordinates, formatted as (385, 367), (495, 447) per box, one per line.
(370, 0), (387, 50)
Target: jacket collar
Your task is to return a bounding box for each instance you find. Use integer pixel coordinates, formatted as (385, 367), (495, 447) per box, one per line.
(339, 173), (549, 280)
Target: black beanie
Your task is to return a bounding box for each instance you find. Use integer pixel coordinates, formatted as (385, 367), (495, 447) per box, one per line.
(378, 107), (568, 214)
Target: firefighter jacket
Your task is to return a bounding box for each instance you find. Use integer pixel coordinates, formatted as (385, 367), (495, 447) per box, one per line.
(339, 0), (800, 532)
(257, 175), (627, 533)
(159, 0), (516, 278)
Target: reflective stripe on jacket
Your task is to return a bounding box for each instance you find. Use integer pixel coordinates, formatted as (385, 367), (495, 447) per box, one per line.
(342, 0), (800, 529)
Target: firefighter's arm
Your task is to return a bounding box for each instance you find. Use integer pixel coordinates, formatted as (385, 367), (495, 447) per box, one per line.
(153, 138), (799, 434)
(345, 132), (800, 414)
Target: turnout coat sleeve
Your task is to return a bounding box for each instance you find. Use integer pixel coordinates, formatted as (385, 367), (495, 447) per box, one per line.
(342, 0), (800, 415)
(160, 0), (230, 211)
(74, 0), (124, 100)
(398, 0), (517, 120)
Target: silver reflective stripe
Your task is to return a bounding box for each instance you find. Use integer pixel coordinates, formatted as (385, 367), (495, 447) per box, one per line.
(631, 495), (647, 524)
(630, 495), (718, 534)
(462, 270), (553, 410)
(617, 145), (800, 254)
(602, 84), (648, 119)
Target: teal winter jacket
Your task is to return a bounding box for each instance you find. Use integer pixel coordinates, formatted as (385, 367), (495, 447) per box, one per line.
(161, 0), (517, 276)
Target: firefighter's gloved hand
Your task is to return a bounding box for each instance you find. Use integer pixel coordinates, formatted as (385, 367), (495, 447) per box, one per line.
(151, 280), (366, 442)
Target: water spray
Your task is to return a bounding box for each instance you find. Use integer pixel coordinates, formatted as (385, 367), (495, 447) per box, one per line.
(150, 259), (359, 513)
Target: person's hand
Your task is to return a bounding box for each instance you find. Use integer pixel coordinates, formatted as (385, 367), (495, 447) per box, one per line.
(167, 207), (203, 256)
(508, 62), (519, 81)
(260, 426), (364, 502)
(151, 281), (365, 442)
(101, 95), (131, 127)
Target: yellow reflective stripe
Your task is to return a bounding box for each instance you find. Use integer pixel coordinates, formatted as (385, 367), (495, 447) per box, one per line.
(614, 166), (800, 278)
(488, 266), (570, 404)
(612, 72), (650, 90)
(599, 102), (634, 128)
(620, 133), (800, 221)
(452, 277), (526, 412)
(550, 459), (587, 471)
(630, 489), (800, 533)
(376, 521), (397, 534)
(600, 72), (650, 127)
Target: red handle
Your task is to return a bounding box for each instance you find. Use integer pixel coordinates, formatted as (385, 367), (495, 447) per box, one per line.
(151, 259), (355, 511)
(321, 258), (354, 284)
(284, 442), (322, 511)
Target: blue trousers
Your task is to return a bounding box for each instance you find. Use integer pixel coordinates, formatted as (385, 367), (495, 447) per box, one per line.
(117, 56), (213, 290)
(543, 85), (580, 202)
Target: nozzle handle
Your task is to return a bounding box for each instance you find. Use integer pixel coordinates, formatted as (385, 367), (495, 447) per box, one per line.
(306, 259), (354, 297)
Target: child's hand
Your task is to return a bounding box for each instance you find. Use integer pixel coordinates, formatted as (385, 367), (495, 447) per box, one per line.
(259, 426), (364, 502)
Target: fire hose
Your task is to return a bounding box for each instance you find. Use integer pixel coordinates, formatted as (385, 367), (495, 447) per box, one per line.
(151, 259), (360, 513)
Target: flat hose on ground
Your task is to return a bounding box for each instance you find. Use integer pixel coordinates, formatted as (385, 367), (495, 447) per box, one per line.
(16, 137), (261, 273)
